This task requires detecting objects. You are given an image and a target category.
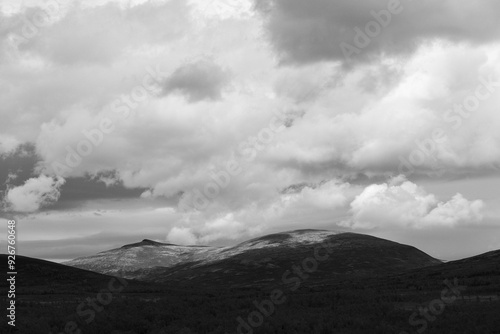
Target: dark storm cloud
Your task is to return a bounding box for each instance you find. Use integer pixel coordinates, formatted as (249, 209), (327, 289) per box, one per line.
(0, 143), (146, 213)
(0, 143), (38, 192)
(162, 59), (231, 102)
(254, 0), (500, 65)
(53, 171), (147, 208)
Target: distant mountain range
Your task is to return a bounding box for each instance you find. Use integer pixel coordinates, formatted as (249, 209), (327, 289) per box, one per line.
(3, 229), (500, 333)
(64, 237), (219, 279)
(64, 229), (441, 286)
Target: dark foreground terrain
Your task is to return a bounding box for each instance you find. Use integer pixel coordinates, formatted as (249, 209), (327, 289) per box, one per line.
(1, 231), (499, 334)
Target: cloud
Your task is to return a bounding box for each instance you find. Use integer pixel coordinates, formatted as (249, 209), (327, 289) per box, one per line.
(166, 226), (198, 245)
(0, 134), (19, 155)
(266, 180), (351, 219)
(7, 1), (189, 65)
(296, 180), (350, 208)
(3, 174), (65, 212)
(197, 213), (262, 243)
(423, 193), (485, 227)
(346, 177), (484, 229)
(264, 44), (500, 178)
(165, 212), (265, 246)
(0, 0), (498, 244)
(162, 59), (231, 102)
(0, 143), (40, 195)
(255, 0), (500, 66)
(4, 1), (498, 205)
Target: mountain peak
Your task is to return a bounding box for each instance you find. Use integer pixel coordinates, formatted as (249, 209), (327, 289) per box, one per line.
(240, 229), (341, 246)
(65, 230), (442, 281)
(121, 239), (173, 249)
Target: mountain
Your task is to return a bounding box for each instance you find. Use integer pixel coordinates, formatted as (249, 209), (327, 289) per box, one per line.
(3, 236), (500, 334)
(0, 254), (135, 295)
(65, 229), (441, 285)
(64, 239), (218, 279)
(384, 248), (500, 292)
(141, 230), (442, 287)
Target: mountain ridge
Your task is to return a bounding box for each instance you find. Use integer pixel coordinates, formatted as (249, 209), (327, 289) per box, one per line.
(64, 229), (441, 284)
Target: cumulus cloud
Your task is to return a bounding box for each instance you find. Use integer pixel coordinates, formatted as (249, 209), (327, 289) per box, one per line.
(162, 59), (231, 102)
(197, 213), (262, 244)
(4, 1), (499, 205)
(7, 1), (189, 65)
(166, 226), (198, 245)
(296, 181), (351, 208)
(265, 44), (500, 178)
(3, 174), (65, 212)
(0, 134), (19, 155)
(0, 143), (41, 200)
(166, 212), (264, 245)
(255, 0), (500, 65)
(423, 193), (485, 227)
(346, 177), (484, 229)
(0, 0), (499, 251)
(266, 180), (352, 219)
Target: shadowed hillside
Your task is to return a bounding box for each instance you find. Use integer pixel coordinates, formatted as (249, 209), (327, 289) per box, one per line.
(1, 232), (498, 334)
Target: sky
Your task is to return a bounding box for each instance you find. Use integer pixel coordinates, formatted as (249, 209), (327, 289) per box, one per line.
(1, 0), (500, 262)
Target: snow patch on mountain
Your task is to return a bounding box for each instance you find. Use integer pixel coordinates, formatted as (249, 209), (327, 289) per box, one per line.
(64, 230), (342, 278)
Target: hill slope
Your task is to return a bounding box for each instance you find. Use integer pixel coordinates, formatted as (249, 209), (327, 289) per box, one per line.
(65, 230), (441, 285)
(64, 239), (219, 279)
(2, 239), (499, 334)
(142, 230), (442, 287)
(0, 254), (134, 295)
